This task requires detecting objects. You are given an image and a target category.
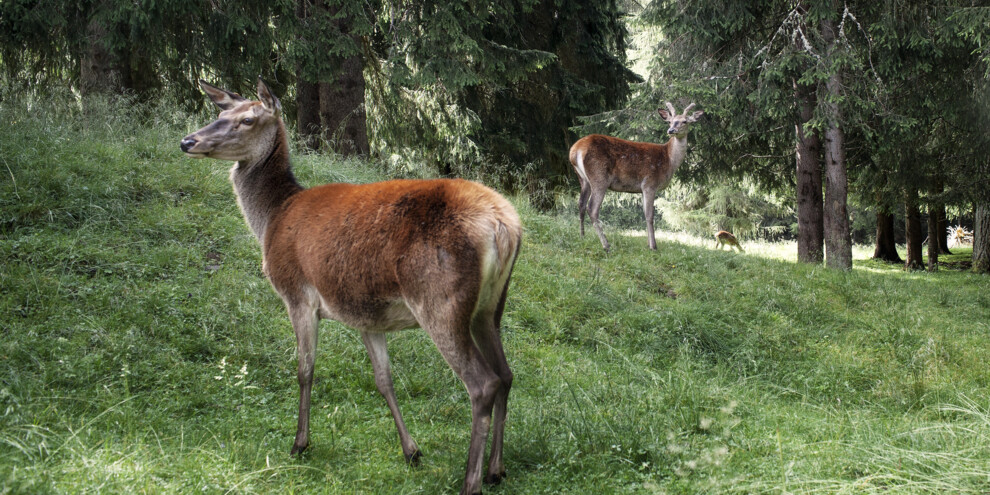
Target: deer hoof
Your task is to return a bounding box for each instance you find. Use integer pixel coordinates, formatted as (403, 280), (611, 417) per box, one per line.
(290, 442), (309, 456)
(405, 449), (423, 466)
(484, 472), (506, 485)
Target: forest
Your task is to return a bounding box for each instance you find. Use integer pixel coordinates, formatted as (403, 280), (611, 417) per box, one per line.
(3, 0), (989, 271)
(2, 1), (990, 493)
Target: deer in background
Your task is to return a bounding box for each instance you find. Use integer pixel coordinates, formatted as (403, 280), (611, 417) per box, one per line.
(180, 78), (521, 495)
(569, 102), (704, 252)
(714, 230), (744, 252)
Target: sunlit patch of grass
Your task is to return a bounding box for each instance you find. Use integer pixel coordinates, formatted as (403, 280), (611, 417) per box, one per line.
(619, 228), (888, 265)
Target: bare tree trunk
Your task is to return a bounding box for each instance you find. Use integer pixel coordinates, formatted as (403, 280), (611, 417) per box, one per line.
(822, 139), (853, 268)
(820, 9), (852, 270)
(872, 209), (901, 263)
(927, 205), (939, 272)
(822, 106), (852, 270)
(904, 189), (925, 270)
(974, 203), (990, 273)
(929, 177), (952, 255)
(795, 80), (824, 264)
(937, 206), (951, 255)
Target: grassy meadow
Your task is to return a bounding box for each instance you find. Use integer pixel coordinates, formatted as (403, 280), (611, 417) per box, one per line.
(2, 96), (990, 494)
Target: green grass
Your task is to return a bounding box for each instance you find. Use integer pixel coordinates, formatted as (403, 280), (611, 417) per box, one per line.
(2, 96), (989, 494)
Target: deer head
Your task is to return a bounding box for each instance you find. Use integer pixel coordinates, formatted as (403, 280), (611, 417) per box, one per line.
(658, 102), (704, 137)
(180, 78), (283, 162)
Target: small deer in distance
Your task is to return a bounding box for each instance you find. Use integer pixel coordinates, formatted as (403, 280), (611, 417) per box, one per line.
(180, 78), (521, 495)
(570, 102), (704, 252)
(714, 230), (744, 252)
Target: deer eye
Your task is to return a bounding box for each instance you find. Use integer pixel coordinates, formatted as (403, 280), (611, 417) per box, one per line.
(241, 118), (255, 126)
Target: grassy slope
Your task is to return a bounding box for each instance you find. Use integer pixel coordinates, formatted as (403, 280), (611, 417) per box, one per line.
(2, 98), (989, 494)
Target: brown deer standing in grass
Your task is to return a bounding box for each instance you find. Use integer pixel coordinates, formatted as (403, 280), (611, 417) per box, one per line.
(180, 78), (521, 495)
(714, 230), (744, 252)
(569, 102), (703, 252)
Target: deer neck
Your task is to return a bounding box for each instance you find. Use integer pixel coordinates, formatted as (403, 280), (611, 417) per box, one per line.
(230, 122), (302, 244)
(667, 134), (689, 173)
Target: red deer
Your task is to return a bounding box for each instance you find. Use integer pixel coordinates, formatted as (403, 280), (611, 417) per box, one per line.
(714, 230), (744, 252)
(569, 102), (703, 252)
(180, 78), (521, 495)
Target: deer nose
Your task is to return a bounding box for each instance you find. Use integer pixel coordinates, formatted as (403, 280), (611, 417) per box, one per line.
(180, 137), (198, 153)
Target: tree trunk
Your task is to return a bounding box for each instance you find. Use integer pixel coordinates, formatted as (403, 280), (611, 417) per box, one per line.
(927, 205), (939, 272)
(904, 189), (925, 270)
(297, 79), (322, 149)
(795, 80), (824, 264)
(122, 43), (159, 97)
(872, 210), (901, 263)
(294, 0), (369, 156)
(974, 203), (990, 274)
(937, 207), (951, 255)
(930, 178), (951, 255)
(80, 3), (124, 96)
(295, 0), (324, 150)
(322, 0), (369, 157)
(820, 9), (852, 270)
(318, 51), (368, 156)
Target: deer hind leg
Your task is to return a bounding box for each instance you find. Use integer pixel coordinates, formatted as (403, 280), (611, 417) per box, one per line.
(360, 331), (421, 465)
(642, 188), (658, 250)
(287, 300), (319, 455)
(402, 274), (499, 494)
(578, 180), (590, 237)
(425, 318), (499, 495)
(471, 281), (514, 485)
(588, 188), (610, 252)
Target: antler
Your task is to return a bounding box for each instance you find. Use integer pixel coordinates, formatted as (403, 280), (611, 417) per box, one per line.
(665, 101), (677, 115)
(683, 102), (696, 114)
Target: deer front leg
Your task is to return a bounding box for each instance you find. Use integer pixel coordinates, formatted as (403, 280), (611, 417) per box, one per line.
(642, 188), (657, 250)
(288, 302), (319, 455)
(360, 331), (421, 465)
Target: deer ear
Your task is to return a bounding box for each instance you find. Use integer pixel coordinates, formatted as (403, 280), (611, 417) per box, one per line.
(199, 80), (246, 110)
(658, 108), (672, 121)
(257, 77), (282, 115)
(688, 110), (704, 122)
